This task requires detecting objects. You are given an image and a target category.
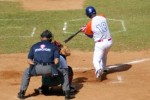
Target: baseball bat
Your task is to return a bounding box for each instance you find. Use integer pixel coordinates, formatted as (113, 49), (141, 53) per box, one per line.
(64, 30), (81, 43)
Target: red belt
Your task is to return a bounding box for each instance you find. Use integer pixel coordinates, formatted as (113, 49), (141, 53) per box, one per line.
(97, 38), (112, 42)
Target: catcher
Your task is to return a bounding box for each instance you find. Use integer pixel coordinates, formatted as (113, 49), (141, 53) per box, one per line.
(34, 41), (76, 99)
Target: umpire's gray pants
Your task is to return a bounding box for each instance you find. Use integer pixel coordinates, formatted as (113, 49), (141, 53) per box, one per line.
(20, 64), (57, 91)
(57, 68), (70, 91)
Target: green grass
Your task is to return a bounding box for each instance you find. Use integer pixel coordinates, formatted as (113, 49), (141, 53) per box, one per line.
(0, 0), (150, 54)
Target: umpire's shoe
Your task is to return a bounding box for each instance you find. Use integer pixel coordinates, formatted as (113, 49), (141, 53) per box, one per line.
(17, 90), (25, 99)
(64, 90), (70, 100)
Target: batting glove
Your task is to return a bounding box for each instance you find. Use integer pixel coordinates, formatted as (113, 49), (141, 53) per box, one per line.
(80, 25), (87, 33)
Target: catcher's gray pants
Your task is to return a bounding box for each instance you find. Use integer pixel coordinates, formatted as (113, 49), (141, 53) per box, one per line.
(20, 64), (58, 91)
(57, 68), (70, 91)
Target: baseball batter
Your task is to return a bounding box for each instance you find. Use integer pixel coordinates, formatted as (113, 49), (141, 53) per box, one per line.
(81, 6), (112, 81)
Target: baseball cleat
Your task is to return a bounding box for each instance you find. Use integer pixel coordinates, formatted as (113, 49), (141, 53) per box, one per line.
(97, 70), (103, 81)
(34, 88), (41, 95)
(96, 69), (106, 81)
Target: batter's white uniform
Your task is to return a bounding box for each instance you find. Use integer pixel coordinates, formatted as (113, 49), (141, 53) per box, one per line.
(83, 14), (112, 78)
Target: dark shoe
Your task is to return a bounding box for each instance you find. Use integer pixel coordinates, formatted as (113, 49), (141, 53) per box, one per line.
(17, 90), (25, 99)
(70, 86), (76, 93)
(34, 85), (49, 95)
(34, 88), (42, 95)
(64, 90), (70, 100)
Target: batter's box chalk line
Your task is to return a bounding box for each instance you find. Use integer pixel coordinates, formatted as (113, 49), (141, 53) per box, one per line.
(0, 26), (22, 29)
(0, 18), (33, 20)
(0, 18), (37, 38)
(62, 18), (127, 34)
(0, 27), (37, 39)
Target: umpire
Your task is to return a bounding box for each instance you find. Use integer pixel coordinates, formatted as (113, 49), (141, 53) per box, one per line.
(18, 30), (60, 99)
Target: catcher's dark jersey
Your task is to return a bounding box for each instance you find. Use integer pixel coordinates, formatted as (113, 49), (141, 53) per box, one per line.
(28, 40), (59, 64)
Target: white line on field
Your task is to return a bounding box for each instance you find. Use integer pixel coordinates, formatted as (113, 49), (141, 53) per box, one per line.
(0, 36), (32, 39)
(0, 27), (36, 38)
(72, 58), (150, 71)
(0, 18), (33, 20)
(107, 18), (122, 21)
(107, 18), (127, 33)
(30, 27), (36, 37)
(108, 58), (150, 69)
(63, 18), (127, 34)
(0, 26), (22, 28)
(62, 22), (67, 33)
(73, 67), (93, 71)
(69, 18), (89, 22)
(122, 20), (127, 32)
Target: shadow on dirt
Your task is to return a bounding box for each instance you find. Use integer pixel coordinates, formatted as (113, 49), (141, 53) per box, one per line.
(24, 78), (87, 99)
(25, 86), (67, 99)
(107, 64), (132, 74)
(25, 77), (87, 99)
(71, 77), (88, 97)
(102, 64), (132, 81)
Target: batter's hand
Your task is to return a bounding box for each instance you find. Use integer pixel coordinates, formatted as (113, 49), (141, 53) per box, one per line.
(80, 25), (87, 33)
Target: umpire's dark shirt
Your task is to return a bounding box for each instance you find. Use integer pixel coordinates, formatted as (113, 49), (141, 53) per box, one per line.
(28, 40), (59, 64)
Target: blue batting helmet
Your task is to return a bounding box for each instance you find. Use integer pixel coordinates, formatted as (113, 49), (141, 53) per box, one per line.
(86, 6), (96, 18)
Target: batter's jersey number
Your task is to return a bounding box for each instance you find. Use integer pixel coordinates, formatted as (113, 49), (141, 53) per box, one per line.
(96, 22), (108, 34)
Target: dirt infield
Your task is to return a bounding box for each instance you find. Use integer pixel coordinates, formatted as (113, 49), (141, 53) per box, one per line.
(0, 50), (150, 100)
(20, 0), (84, 11)
(1, 0), (84, 11)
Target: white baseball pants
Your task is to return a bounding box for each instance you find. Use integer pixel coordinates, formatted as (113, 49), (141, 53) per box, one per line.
(93, 38), (112, 75)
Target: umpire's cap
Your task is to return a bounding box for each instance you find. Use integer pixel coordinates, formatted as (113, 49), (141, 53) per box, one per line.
(41, 30), (53, 39)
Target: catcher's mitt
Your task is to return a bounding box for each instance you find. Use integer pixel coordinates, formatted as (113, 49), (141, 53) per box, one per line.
(60, 45), (71, 56)
(52, 41), (71, 56)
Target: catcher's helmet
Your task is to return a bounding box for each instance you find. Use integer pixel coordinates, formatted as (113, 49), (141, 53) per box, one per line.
(41, 30), (53, 39)
(86, 6), (96, 18)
